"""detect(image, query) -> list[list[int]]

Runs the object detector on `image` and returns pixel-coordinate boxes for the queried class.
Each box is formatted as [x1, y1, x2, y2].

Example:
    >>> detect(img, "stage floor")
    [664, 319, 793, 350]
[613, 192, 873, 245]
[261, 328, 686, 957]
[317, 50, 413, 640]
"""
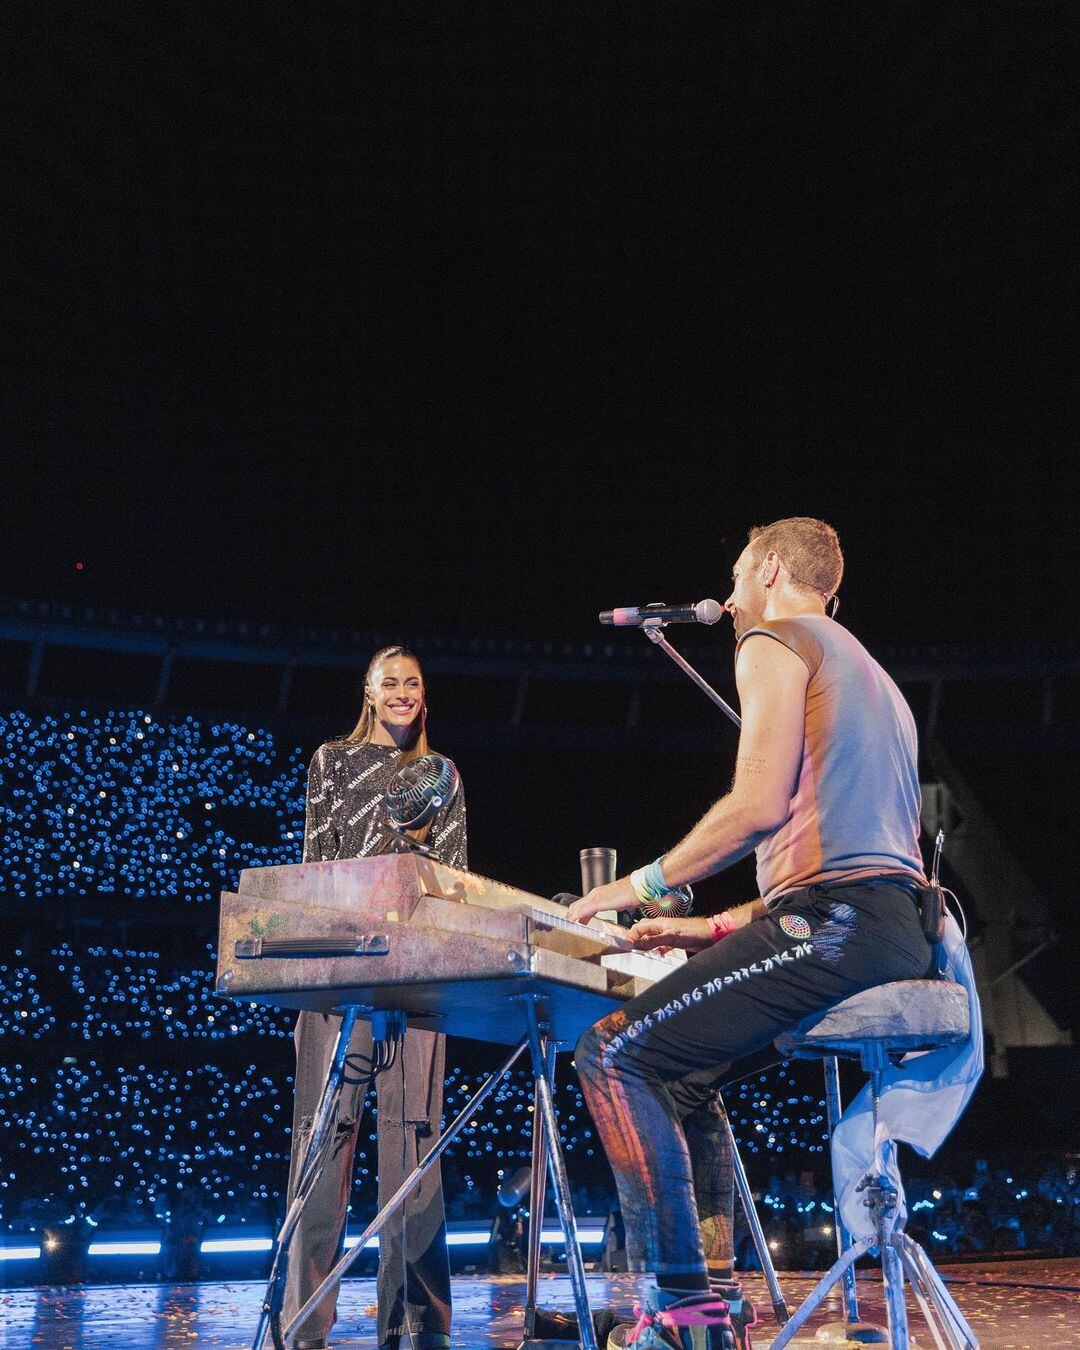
[3, 1262, 1078, 1349]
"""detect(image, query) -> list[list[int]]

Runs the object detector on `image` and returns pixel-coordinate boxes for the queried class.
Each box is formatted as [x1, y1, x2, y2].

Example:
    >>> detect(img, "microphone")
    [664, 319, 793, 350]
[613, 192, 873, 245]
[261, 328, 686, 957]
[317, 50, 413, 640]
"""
[497, 1166, 533, 1209]
[599, 600, 723, 627]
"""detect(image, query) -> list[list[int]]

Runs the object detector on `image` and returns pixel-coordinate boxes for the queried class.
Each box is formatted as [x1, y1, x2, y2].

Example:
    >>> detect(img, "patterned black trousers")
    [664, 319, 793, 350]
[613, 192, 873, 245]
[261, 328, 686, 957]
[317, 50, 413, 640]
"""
[284, 1013, 451, 1348]
[576, 879, 932, 1284]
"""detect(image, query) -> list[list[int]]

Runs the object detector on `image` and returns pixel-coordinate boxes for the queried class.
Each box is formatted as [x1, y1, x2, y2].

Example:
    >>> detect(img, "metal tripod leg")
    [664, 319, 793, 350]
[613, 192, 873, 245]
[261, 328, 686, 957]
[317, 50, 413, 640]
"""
[895, 1240, 958, 1350]
[282, 1037, 528, 1346]
[521, 997, 599, 1350]
[521, 1036, 557, 1344]
[900, 1235, 980, 1349]
[254, 1005, 361, 1350]
[726, 1113, 789, 1326]
[881, 1233, 911, 1347]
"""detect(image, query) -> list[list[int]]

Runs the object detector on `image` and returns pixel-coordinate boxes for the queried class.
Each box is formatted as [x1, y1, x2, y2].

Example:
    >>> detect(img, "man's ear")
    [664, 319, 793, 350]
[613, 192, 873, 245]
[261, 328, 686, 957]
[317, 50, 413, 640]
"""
[763, 550, 781, 588]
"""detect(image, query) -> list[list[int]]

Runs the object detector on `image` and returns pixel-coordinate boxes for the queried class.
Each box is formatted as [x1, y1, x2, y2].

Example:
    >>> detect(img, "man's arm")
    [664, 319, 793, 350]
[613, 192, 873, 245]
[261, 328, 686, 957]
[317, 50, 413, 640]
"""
[649, 634, 807, 885]
[627, 896, 767, 952]
[566, 635, 808, 924]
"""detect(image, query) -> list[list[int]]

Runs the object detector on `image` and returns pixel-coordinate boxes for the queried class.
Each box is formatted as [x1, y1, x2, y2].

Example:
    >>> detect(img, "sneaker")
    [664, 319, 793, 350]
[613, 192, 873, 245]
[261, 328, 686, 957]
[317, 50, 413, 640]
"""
[709, 1286, 757, 1350]
[530, 1305, 633, 1344]
[613, 1289, 735, 1350]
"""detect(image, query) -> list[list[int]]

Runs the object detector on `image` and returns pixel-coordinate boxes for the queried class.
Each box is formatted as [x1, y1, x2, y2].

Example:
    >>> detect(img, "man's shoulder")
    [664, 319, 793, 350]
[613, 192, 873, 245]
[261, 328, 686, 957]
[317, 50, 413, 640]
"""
[738, 616, 828, 677]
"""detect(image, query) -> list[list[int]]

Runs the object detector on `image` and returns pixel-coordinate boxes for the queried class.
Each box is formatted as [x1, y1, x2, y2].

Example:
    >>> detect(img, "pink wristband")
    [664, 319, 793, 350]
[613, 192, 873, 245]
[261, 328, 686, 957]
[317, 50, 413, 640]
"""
[709, 912, 737, 943]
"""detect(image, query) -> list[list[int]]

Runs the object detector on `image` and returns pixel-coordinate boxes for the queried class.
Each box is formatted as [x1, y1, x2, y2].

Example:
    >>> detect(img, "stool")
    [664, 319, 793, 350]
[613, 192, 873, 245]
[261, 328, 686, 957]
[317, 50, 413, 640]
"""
[769, 980, 978, 1350]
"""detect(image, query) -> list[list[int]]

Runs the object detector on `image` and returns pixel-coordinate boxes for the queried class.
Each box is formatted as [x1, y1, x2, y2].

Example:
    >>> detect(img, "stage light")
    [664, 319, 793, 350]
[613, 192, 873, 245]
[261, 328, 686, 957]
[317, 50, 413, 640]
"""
[200, 1237, 273, 1254]
[87, 1240, 161, 1256]
[337, 1226, 605, 1251]
[0, 1246, 41, 1262]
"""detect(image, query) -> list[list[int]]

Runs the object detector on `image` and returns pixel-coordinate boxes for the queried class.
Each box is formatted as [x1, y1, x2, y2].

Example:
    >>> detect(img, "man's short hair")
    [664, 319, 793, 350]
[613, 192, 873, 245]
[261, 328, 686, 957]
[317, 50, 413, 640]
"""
[746, 517, 844, 600]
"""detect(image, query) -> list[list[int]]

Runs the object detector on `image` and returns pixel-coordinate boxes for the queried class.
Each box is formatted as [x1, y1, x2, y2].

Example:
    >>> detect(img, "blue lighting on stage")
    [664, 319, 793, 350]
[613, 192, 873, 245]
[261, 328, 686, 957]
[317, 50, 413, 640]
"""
[200, 1236, 274, 1254]
[0, 708, 837, 1253]
[87, 1240, 162, 1257]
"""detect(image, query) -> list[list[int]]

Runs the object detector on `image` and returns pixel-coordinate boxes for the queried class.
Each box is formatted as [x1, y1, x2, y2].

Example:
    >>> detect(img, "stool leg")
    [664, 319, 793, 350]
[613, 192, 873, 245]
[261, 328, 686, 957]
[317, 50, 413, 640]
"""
[822, 1054, 860, 1325]
[882, 1238, 911, 1348]
[900, 1235, 980, 1349]
[869, 1065, 911, 1349]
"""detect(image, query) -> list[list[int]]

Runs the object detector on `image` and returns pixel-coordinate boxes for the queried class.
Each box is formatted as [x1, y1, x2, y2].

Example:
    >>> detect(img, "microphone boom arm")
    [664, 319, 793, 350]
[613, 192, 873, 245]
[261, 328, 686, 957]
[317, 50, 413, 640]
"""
[641, 618, 742, 729]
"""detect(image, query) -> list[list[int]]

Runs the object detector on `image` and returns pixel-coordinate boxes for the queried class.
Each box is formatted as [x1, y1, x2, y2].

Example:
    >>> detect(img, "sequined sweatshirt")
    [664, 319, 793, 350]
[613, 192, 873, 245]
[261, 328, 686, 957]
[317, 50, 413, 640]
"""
[302, 740, 468, 869]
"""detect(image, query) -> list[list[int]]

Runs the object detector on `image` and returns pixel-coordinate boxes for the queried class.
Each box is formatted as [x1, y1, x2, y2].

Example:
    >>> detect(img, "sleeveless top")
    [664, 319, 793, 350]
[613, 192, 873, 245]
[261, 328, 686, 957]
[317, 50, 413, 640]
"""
[736, 615, 924, 903]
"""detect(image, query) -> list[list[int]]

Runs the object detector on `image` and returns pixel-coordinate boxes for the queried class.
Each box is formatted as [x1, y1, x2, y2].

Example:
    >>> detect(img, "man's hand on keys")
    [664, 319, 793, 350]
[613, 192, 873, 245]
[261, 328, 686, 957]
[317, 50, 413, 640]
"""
[627, 915, 716, 953]
[565, 877, 639, 925]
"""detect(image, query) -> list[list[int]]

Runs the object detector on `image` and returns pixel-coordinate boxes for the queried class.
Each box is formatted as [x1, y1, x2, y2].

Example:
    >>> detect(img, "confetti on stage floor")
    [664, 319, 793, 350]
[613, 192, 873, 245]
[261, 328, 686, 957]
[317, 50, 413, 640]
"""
[3, 1262, 1078, 1349]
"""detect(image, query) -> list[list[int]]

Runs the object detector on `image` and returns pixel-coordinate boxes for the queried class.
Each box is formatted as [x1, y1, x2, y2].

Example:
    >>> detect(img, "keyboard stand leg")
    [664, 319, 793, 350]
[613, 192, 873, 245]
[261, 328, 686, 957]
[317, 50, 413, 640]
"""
[520, 996, 599, 1350]
[254, 1005, 361, 1350]
[521, 1036, 556, 1345]
[280, 1036, 528, 1350]
[728, 1111, 790, 1326]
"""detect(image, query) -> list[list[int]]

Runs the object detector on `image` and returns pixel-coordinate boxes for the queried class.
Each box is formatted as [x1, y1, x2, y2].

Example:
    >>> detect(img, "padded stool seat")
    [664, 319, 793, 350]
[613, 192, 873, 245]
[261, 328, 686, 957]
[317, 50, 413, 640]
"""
[770, 978, 980, 1349]
[776, 979, 970, 1062]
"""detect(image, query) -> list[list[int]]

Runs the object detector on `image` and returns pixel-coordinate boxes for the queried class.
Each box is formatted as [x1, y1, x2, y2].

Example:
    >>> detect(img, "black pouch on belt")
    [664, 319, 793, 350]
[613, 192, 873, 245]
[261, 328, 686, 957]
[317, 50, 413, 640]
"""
[914, 882, 947, 973]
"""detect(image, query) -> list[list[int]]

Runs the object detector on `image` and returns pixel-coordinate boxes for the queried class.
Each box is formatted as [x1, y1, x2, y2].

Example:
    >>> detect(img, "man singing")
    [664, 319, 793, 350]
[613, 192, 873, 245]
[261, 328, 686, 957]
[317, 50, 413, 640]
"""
[567, 517, 933, 1350]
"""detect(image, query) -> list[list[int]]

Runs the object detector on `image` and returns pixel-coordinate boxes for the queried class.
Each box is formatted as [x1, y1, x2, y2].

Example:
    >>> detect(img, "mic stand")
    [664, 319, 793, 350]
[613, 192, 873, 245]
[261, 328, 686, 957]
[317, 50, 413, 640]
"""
[385, 826, 440, 859]
[640, 618, 741, 729]
[636, 616, 793, 1327]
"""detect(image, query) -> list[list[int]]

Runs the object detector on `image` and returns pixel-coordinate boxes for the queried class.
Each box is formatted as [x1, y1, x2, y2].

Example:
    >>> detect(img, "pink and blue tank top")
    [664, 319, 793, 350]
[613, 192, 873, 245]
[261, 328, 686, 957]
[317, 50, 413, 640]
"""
[736, 615, 925, 904]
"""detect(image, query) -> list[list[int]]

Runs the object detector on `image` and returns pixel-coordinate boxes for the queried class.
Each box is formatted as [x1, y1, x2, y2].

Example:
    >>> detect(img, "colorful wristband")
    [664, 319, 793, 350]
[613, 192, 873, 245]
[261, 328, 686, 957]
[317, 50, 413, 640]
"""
[709, 912, 737, 943]
[631, 856, 676, 906]
[644, 856, 669, 898]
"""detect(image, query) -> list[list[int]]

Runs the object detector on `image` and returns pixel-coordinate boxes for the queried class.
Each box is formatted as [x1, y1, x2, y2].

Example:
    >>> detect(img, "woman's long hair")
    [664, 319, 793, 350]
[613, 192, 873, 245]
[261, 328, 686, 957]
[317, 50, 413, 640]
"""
[343, 644, 437, 848]
[345, 644, 431, 764]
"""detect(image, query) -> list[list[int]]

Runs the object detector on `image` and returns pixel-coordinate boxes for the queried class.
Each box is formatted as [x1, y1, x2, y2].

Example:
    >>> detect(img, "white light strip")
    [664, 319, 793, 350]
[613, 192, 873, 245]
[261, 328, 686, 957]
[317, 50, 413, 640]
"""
[26, 1226, 606, 1261]
[200, 1237, 274, 1254]
[540, 1227, 605, 1244]
[87, 1241, 162, 1257]
[342, 1227, 604, 1250]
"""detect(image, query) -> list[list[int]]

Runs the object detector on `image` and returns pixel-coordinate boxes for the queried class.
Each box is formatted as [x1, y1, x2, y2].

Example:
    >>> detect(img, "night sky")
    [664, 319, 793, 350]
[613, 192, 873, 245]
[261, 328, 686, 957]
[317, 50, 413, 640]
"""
[5, 2, 1076, 646]
[1, 0, 1078, 1202]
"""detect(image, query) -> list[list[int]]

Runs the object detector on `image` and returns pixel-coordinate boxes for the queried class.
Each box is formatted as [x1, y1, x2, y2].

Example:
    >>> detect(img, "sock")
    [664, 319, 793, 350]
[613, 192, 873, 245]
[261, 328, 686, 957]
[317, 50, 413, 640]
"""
[656, 1272, 710, 1296]
[707, 1264, 736, 1293]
